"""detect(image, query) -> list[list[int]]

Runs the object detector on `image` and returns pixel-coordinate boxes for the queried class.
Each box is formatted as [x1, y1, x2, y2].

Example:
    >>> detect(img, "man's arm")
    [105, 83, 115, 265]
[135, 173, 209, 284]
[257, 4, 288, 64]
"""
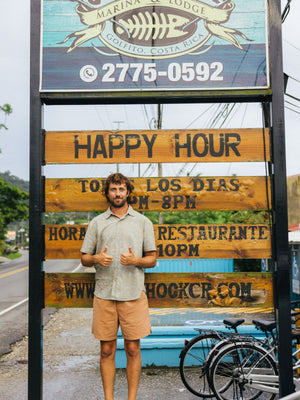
[120, 247, 156, 268]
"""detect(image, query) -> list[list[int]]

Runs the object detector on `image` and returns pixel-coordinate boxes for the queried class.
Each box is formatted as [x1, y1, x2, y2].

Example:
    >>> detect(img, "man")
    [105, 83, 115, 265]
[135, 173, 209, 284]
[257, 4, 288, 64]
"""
[81, 172, 157, 400]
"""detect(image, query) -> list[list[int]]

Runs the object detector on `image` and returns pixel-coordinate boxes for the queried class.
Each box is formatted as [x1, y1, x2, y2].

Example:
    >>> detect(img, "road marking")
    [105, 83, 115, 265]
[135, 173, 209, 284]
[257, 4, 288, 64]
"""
[0, 297, 29, 316]
[0, 263, 79, 316]
[0, 265, 29, 279]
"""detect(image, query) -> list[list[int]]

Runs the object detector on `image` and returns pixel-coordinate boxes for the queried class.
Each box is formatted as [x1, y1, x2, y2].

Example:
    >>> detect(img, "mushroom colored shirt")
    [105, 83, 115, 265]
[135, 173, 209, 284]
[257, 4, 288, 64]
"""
[80, 205, 156, 301]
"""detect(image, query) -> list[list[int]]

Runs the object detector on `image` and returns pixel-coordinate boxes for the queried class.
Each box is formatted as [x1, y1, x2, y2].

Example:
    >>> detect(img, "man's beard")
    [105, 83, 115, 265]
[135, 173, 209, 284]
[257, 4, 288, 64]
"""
[110, 197, 127, 208]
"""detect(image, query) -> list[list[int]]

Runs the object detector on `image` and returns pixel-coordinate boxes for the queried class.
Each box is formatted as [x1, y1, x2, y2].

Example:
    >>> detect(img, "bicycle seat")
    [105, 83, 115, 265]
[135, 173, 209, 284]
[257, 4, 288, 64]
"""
[252, 319, 276, 332]
[223, 318, 245, 329]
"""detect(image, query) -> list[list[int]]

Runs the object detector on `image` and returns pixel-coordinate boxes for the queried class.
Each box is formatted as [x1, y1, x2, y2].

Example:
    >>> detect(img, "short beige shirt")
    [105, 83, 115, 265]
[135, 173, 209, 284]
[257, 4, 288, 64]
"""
[80, 205, 156, 301]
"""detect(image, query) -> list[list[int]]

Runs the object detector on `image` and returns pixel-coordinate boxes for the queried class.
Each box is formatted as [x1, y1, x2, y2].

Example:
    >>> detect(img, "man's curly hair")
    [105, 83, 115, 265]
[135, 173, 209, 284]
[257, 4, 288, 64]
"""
[102, 173, 133, 203]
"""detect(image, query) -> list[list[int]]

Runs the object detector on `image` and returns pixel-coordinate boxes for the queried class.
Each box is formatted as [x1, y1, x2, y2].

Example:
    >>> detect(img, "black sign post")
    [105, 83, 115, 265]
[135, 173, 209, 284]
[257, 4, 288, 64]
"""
[29, 0, 43, 399]
[269, 1, 294, 396]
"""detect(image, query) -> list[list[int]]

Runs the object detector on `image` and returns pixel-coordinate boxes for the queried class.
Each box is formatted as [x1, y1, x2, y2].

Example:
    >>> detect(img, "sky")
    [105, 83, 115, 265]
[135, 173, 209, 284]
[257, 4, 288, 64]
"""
[0, 0, 299, 182]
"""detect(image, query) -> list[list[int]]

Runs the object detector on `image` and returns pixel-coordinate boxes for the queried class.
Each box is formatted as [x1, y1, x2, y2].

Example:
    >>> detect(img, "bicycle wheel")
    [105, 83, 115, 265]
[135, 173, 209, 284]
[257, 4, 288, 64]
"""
[209, 342, 278, 400]
[179, 332, 222, 397]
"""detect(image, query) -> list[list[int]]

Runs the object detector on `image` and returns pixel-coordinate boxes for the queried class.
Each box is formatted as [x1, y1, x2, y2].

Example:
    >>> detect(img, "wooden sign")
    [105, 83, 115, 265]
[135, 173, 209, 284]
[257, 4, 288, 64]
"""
[44, 129, 270, 164]
[45, 223, 271, 259]
[45, 176, 271, 212]
[44, 272, 273, 309]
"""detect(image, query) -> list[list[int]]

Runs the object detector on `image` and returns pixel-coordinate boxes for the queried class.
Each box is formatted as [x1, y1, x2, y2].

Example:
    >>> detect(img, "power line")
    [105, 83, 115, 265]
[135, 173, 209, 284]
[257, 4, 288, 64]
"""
[142, 104, 156, 129]
[123, 106, 130, 129]
[240, 104, 248, 127]
[185, 104, 216, 128]
[285, 93, 300, 103]
[285, 99, 300, 110]
[283, 38, 300, 53]
[93, 106, 107, 129]
[287, 74, 300, 84]
[285, 105, 300, 115]
[285, 94, 300, 107]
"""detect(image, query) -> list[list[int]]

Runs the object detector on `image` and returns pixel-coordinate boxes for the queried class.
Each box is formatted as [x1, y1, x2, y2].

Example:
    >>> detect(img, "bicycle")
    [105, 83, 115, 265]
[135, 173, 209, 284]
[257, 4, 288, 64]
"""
[179, 318, 245, 397]
[208, 319, 300, 400]
[179, 301, 300, 399]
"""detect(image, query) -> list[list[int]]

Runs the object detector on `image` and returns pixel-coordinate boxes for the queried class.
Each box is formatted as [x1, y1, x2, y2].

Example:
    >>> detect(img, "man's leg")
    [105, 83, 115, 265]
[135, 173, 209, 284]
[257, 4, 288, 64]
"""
[124, 339, 141, 400]
[100, 340, 117, 400]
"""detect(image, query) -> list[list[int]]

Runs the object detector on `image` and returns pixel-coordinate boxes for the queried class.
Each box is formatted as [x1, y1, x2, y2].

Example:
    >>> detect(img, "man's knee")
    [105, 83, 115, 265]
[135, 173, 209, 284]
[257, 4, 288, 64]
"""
[124, 339, 140, 358]
[100, 340, 117, 359]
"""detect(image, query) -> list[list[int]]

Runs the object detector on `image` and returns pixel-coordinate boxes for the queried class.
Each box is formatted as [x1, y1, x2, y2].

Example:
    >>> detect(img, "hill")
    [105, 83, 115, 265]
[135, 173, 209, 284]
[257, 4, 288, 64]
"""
[0, 171, 29, 192]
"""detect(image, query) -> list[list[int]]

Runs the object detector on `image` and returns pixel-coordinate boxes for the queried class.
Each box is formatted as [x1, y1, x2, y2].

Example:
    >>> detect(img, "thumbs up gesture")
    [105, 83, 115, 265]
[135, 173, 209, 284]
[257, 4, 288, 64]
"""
[94, 246, 113, 267]
[120, 246, 136, 266]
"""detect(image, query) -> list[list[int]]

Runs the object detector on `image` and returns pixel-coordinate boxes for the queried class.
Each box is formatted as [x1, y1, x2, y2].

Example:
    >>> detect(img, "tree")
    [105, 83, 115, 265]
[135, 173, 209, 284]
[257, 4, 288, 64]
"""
[0, 104, 12, 154]
[0, 104, 12, 131]
[0, 179, 29, 248]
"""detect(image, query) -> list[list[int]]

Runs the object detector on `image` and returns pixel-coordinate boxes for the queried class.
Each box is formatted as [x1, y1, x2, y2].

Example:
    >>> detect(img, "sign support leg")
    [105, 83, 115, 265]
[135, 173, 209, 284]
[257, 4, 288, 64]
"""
[29, 0, 43, 399]
[270, 0, 293, 396]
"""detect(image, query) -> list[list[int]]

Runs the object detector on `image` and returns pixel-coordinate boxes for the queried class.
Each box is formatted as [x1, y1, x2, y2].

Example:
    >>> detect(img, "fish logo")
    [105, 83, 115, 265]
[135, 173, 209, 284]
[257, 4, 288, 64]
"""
[113, 7, 197, 46]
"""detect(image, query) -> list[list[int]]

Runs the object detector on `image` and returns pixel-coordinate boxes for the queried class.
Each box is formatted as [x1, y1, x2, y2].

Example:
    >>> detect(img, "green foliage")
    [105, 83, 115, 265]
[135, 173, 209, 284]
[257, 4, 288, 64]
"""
[228, 210, 270, 224]
[0, 179, 29, 242]
[2, 243, 18, 256]
[0, 103, 12, 131]
[43, 211, 93, 225]
[0, 171, 29, 192]
[144, 210, 269, 225]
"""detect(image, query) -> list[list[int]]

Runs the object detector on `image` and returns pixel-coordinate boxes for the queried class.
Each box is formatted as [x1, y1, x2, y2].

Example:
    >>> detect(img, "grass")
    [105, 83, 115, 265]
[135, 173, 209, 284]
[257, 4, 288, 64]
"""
[0, 251, 22, 262]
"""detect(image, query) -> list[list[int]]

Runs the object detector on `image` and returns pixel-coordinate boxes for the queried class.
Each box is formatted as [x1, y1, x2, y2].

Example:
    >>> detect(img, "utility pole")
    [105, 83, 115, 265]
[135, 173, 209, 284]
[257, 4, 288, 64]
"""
[113, 120, 124, 172]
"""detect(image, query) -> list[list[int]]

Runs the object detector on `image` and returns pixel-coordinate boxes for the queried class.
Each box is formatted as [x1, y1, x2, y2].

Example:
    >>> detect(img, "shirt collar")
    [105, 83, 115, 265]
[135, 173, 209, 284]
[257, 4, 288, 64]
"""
[105, 204, 135, 219]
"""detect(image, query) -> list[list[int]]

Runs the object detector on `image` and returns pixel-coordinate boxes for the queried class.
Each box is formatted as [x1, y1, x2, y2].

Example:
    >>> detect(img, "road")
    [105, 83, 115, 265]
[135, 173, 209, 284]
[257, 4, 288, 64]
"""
[0, 252, 82, 355]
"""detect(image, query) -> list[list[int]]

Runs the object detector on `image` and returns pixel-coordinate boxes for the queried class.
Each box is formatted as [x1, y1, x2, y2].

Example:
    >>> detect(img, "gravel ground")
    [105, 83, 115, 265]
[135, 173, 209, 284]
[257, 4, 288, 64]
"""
[0, 308, 203, 400]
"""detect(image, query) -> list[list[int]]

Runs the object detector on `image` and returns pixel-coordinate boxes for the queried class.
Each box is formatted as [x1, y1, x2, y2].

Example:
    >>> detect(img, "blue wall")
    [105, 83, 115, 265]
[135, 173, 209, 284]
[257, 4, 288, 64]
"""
[147, 258, 234, 273]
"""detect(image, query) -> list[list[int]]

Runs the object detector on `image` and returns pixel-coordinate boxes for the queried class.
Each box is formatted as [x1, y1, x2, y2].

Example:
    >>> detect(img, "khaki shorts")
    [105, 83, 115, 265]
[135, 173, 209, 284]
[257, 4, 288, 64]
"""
[92, 291, 151, 341]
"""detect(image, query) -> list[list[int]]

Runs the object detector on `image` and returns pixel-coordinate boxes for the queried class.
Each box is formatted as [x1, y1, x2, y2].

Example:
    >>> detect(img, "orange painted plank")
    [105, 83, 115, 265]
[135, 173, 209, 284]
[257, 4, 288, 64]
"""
[44, 272, 273, 308]
[45, 176, 271, 212]
[44, 129, 270, 164]
[45, 224, 272, 259]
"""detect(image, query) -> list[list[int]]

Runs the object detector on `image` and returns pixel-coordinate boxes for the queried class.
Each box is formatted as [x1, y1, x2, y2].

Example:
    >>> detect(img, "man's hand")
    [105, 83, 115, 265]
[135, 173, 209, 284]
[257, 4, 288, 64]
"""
[96, 246, 113, 267]
[120, 247, 137, 266]
[81, 246, 113, 267]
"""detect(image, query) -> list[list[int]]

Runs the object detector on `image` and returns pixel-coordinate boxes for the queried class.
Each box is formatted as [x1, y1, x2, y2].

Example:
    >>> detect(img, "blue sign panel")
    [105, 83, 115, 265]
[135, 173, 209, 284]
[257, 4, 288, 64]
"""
[40, 0, 269, 93]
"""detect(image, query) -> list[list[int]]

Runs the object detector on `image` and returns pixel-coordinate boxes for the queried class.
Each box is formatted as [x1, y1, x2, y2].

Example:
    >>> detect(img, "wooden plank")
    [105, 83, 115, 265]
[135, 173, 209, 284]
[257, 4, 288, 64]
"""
[45, 224, 272, 259]
[44, 272, 273, 308]
[287, 175, 300, 227]
[44, 129, 270, 164]
[45, 176, 271, 212]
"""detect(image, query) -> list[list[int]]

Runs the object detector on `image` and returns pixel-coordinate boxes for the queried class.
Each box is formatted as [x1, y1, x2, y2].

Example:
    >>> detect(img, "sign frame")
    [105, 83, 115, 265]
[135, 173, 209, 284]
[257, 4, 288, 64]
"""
[29, 0, 293, 398]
